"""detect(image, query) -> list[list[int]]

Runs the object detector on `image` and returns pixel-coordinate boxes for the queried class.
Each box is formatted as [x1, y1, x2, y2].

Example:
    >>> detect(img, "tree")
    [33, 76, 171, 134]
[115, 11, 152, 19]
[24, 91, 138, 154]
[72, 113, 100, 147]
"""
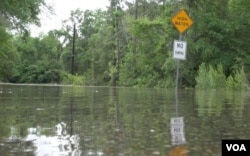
[0, 0, 51, 31]
[181, 0, 242, 86]
[11, 34, 64, 83]
[0, 27, 18, 81]
[1, 0, 250, 88]
[228, 0, 250, 79]
[0, 0, 51, 82]
[119, 0, 173, 87]
[38, 31, 63, 62]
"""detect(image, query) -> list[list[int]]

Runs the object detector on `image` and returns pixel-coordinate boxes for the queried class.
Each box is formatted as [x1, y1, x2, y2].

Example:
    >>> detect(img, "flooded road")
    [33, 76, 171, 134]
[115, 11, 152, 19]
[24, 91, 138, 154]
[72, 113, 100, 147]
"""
[0, 84, 249, 155]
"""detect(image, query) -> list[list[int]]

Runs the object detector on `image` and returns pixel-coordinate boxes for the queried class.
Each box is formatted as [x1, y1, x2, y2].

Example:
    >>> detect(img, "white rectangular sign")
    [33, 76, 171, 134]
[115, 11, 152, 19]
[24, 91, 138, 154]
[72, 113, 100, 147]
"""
[170, 117, 186, 145]
[173, 40, 187, 60]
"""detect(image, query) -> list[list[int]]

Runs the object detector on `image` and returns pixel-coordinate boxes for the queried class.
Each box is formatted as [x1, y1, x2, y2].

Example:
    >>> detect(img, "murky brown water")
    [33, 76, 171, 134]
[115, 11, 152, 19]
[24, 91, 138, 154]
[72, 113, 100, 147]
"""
[0, 84, 249, 155]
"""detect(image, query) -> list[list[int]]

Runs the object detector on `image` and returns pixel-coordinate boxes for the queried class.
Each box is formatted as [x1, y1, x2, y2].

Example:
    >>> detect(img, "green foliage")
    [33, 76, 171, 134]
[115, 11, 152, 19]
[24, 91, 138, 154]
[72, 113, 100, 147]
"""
[157, 76, 175, 88]
[62, 73, 85, 85]
[195, 63, 226, 89]
[0, 0, 50, 31]
[119, 51, 136, 87]
[229, 0, 250, 17]
[186, 0, 244, 82]
[0, 0, 250, 88]
[195, 63, 208, 89]
[208, 64, 226, 88]
[196, 63, 249, 90]
[226, 68, 249, 90]
[12, 61, 64, 83]
[10, 33, 65, 83]
[0, 26, 18, 81]
[226, 75, 235, 89]
[119, 16, 172, 87]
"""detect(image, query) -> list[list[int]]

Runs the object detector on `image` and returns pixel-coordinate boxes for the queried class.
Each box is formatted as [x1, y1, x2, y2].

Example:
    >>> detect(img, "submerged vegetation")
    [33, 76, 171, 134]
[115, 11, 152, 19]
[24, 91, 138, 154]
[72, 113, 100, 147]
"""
[195, 63, 249, 90]
[0, 0, 249, 89]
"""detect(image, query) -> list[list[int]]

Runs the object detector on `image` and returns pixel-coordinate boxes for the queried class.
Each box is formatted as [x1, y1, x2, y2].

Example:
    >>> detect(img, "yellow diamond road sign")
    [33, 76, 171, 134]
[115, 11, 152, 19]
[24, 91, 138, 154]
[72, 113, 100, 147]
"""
[171, 10, 193, 33]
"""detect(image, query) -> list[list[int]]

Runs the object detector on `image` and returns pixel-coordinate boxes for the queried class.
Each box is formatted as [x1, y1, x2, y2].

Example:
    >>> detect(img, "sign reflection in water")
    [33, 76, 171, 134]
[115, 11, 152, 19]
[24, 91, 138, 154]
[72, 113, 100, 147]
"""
[170, 117, 186, 146]
[4, 122, 81, 156]
[1, 85, 249, 155]
[169, 79, 188, 156]
[170, 117, 188, 156]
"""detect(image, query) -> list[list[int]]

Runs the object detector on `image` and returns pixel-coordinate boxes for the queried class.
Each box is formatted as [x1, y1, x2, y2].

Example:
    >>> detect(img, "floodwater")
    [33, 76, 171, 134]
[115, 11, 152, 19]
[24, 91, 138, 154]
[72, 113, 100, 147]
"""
[0, 84, 250, 156]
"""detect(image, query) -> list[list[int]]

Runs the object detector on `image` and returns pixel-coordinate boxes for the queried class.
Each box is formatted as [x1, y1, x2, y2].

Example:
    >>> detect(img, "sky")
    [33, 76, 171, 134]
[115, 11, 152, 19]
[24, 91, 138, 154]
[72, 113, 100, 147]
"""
[30, 0, 110, 36]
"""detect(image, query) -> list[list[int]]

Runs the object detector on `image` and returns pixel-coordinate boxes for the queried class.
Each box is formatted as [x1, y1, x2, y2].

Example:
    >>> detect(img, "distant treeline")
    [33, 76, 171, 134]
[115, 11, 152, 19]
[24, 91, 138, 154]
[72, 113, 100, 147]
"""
[0, 0, 249, 89]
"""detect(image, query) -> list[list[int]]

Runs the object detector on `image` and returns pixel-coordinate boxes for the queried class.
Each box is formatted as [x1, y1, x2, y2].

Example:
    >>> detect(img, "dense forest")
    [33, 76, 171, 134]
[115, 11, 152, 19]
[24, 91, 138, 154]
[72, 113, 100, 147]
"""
[0, 0, 249, 89]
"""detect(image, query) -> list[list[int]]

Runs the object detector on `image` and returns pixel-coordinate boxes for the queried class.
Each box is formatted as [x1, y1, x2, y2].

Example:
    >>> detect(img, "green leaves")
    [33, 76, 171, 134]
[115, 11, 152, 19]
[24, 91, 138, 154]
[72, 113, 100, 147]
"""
[195, 63, 226, 89]
[14, 60, 63, 83]
[196, 63, 249, 90]
[0, 26, 18, 81]
[0, 0, 50, 31]
[0, 0, 249, 88]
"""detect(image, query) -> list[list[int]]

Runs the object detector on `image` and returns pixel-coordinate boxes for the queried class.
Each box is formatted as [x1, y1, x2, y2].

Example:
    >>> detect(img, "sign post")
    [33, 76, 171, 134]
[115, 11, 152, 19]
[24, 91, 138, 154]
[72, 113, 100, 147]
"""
[171, 9, 193, 104]
[169, 9, 193, 147]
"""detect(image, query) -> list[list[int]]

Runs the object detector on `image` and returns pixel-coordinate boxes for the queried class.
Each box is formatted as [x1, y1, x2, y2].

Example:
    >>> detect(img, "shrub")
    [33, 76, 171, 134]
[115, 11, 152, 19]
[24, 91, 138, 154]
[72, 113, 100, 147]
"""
[195, 63, 209, 89]
[195, 63, 226, 89]
[62, 73, 85, 85]
[226, 68, 249, 90]
[196, 63, 250, 90]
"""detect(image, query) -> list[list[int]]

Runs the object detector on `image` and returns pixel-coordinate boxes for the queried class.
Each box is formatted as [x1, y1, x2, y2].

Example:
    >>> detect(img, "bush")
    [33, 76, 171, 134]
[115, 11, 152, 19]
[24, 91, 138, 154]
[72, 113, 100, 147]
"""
[12, 61, 65, 84]
[195, 63, 226, 89]
[196, 63, 250, 90]
[62, 73, 85, 85]
[157, 76, 175, 88]
[195, 63, 210, 89]
[226, 68, 249, 90]
[208, 64, 226, 88]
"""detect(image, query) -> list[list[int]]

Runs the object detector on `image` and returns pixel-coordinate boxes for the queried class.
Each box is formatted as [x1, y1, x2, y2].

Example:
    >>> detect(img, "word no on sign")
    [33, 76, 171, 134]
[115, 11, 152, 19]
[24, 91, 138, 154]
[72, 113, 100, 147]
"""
[173, 40, 187, 60]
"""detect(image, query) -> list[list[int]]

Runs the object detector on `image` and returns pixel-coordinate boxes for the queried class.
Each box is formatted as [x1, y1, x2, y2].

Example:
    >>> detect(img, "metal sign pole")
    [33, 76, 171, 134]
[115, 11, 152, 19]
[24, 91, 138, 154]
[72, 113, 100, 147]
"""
[175, 59, 179, 117]
[175, 34, 183, 117]
[171, 9, 192, 146]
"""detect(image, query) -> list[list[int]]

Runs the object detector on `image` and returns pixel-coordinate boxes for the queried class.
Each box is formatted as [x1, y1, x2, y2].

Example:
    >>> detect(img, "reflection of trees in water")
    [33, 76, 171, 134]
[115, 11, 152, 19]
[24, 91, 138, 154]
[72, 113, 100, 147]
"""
[0, 85, 177, 155]
[1, 122, 81, 156]
[104, 88, 173, 155]
[4, 86, 250, 155]
[72, 87, 175, 155]
[195, 90, 247, 117]
[196, 90, 224, 116]
[223, 91, 247, 117]
[185, 90, 249, 155]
